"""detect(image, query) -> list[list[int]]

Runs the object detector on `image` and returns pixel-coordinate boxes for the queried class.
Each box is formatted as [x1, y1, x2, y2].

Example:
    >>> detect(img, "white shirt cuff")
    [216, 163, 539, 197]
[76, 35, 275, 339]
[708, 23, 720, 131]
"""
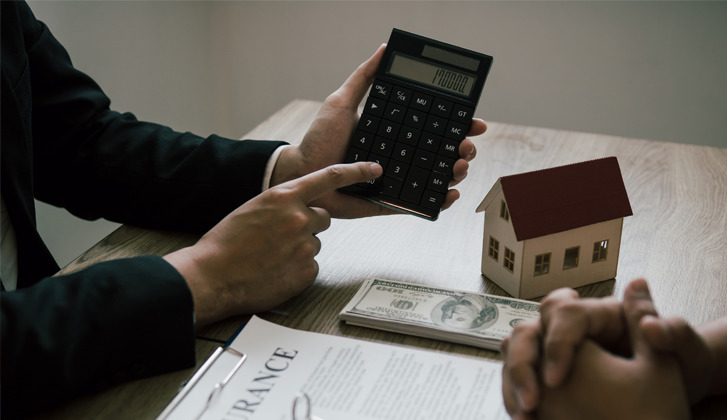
[262, 145, 289, 191]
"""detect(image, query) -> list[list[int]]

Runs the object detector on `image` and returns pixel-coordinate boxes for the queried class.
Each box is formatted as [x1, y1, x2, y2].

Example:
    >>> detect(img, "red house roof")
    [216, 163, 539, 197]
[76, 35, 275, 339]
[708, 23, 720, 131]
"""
[482, 157, 633, 241]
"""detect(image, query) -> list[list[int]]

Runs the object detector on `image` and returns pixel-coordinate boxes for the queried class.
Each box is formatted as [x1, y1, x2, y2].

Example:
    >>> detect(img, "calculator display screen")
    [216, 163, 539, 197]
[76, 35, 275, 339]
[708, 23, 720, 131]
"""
[387, 53, 476, 98]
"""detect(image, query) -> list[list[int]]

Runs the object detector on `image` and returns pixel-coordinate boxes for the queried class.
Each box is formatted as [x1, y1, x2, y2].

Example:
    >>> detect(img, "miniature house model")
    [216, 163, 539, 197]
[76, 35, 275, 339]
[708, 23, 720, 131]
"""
[476, 157, 633, 299]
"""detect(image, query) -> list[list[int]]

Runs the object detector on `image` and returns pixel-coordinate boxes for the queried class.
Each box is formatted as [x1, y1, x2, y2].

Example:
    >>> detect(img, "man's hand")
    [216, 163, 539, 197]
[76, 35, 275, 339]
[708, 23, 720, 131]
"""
[271, 44, 487, 219]
[501, 279, 717, 419]
[164, 161, 382, 327]
[501, 287, 628, 419]
[536, 280, 690, 420]
[641, 315, 716, 403]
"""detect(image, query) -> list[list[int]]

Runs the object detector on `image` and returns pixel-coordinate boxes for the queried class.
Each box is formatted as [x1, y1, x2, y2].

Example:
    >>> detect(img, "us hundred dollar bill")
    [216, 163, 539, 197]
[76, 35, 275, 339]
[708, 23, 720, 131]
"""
[339, 278, 540, 351]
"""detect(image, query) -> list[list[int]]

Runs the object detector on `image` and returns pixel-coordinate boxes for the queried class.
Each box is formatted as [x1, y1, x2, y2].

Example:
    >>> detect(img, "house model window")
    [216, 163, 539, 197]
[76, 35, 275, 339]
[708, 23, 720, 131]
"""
[488, 236, 500, 261]
[504, 248, 515, 272]
[592, 240, 609, 262]
[500, 200, 510, 222]
[563, 246, 580, 270]
[476, 157, 633, 299]
[534, 253, 551, 276]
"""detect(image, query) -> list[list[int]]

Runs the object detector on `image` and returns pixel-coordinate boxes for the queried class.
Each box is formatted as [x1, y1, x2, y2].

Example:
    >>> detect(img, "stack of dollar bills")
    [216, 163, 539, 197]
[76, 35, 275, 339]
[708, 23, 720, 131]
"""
[339, 278, 541, 351]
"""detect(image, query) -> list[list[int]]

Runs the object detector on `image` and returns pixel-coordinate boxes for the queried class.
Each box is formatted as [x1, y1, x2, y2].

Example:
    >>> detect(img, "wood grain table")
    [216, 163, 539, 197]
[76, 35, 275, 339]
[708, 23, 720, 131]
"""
[40, 99, 727, 419]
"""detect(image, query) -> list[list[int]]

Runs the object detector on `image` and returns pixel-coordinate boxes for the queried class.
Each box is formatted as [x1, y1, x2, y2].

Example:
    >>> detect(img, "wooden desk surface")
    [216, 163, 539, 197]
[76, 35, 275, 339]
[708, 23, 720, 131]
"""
[45, 100, 727, 419]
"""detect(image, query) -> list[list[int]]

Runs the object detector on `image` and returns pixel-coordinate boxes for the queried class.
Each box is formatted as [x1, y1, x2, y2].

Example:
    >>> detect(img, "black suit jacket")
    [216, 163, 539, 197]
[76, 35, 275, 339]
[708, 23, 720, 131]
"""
[0, 2, 286, 418]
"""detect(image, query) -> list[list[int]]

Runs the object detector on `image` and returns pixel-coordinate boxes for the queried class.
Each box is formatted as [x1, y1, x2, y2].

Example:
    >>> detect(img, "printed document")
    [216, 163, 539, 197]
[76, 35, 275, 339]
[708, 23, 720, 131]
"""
[159, 316, 509, 420]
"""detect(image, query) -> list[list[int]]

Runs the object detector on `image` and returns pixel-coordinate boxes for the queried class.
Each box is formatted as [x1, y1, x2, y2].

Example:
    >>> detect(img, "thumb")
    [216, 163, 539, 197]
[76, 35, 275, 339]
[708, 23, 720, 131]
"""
[331, 44, 386, 110]
[622, 278, 660, 355]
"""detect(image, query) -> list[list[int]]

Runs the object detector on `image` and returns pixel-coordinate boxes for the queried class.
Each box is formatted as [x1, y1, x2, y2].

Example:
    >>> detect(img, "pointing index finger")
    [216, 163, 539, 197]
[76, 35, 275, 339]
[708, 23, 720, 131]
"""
[292, 162, 382, 203]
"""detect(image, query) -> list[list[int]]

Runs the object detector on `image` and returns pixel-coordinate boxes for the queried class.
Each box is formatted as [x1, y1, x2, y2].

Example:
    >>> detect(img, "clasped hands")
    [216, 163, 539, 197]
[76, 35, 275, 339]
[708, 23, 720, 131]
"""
[164, 44, 487, 327]
[501, 278, 718, 420]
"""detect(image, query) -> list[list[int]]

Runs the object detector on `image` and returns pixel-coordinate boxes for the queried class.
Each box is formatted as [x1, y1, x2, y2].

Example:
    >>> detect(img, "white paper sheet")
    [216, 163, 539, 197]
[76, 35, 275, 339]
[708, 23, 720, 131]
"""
[160, 316, 509, 420]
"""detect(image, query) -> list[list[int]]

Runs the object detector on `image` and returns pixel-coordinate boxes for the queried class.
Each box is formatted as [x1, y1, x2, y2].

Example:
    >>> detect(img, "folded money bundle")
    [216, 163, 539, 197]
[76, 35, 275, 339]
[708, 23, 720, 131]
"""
[339, 278, 541, 351]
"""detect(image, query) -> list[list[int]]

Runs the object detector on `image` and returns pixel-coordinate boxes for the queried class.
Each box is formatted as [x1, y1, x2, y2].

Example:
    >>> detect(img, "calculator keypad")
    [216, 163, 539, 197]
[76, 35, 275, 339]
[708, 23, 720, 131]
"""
[342, 79, 474, 219]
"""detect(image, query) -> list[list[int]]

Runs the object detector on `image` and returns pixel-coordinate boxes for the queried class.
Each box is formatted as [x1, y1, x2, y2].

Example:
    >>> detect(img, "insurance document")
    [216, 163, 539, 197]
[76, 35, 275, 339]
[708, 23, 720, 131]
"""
[159, 316, 509, 420]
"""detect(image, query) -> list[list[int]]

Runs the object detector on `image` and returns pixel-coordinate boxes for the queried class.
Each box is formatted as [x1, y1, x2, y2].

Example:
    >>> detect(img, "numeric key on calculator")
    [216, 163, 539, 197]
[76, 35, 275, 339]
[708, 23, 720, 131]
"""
[339, 28, 493, 221]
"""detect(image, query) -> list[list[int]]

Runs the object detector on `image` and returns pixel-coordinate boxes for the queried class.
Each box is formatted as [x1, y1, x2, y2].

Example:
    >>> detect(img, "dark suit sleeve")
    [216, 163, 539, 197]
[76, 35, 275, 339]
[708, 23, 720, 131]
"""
[23, 4, 286, 233]
[1, 256, 197, 419]
[1, 3, 288, 418]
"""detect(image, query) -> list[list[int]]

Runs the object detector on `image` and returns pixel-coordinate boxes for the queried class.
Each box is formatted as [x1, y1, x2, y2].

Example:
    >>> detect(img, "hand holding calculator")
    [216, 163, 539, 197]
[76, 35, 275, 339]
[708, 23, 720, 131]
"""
[340, 29, 493, 221]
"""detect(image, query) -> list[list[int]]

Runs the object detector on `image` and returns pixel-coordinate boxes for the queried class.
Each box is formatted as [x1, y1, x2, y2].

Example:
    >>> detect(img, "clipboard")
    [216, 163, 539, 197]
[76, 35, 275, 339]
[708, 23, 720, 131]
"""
[157, 320, 323, 420]
[158, 346, 246, 420]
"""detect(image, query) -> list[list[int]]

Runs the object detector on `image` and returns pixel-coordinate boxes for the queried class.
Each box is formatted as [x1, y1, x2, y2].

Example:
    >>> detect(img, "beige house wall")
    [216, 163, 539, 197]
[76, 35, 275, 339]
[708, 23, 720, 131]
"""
[519, 219, 624, 299]
[480, 192, 524, 297]
[481, 193, 625, 299]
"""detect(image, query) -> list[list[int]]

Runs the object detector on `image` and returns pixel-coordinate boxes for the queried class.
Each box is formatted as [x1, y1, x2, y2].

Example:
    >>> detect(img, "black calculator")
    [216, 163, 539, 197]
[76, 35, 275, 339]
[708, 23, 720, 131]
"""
[340, 29, 493, 221]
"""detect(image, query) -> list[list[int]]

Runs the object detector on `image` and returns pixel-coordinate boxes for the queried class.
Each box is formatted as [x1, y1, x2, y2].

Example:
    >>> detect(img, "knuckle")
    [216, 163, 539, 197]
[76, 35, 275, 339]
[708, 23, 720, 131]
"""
[511, 318, 540, 338]
[325, 165, 347, 181]
[286, 210, 311, 232]
[628, 299, 658, 319]
[508, 363, 534, 383]
[542, 299, 583, 323]
[299, 260, 319, 284]
[559, 300, 586, 316]
[320, 215, 332, 232]
[265, 186, 293, 204]
[542, 287, 579, 304]
[669, 317, 690, 331]
[287, 261, 319, 291]
[543, 335, 570, 357]
[296, 240, 319, 259]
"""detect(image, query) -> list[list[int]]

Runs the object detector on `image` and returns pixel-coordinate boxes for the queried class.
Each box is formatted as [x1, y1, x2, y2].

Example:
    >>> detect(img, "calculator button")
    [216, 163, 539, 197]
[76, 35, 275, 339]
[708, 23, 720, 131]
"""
[428, 172, 450, 193]
[404, 109, 426, 129]
[433, 156, 455, 176]
[386, 161, 409, 181]
[431, 98, 454, 118]
[381, 177, 403, 198]
[439, 138, 460, 159]
[351, 130, 375, 151]
[397, 127, 421, 146]
[412, 149, 436, 170]
[392, 143, 415, 164]
[421, 190, 446, 211]
[400, 167, 430, 205]
[384, 103, 406, 123]
[419, 133, 442, 153]
[358, 115, 380, 134]
[364, 97, 386, 117]
[346, 79, 482, 218]
[368, 154, 389, 172]
[344, 147, 368, 164]
[372, 137, 395, 157]
[370, 80, 392, 100]
[424, 115, 447, 135]
[444, 121, 468, 141]
[391, 86, 413, 106]
[358, 176, 381, 191]
[377, 120, 400, 140]
[451, 104, 474, 124]
[410, 92, 433, 112]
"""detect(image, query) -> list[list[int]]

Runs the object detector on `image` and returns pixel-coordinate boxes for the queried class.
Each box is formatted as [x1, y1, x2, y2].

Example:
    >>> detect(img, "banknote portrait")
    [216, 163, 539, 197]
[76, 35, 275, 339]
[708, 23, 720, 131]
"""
[431, 294, 499, 331]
